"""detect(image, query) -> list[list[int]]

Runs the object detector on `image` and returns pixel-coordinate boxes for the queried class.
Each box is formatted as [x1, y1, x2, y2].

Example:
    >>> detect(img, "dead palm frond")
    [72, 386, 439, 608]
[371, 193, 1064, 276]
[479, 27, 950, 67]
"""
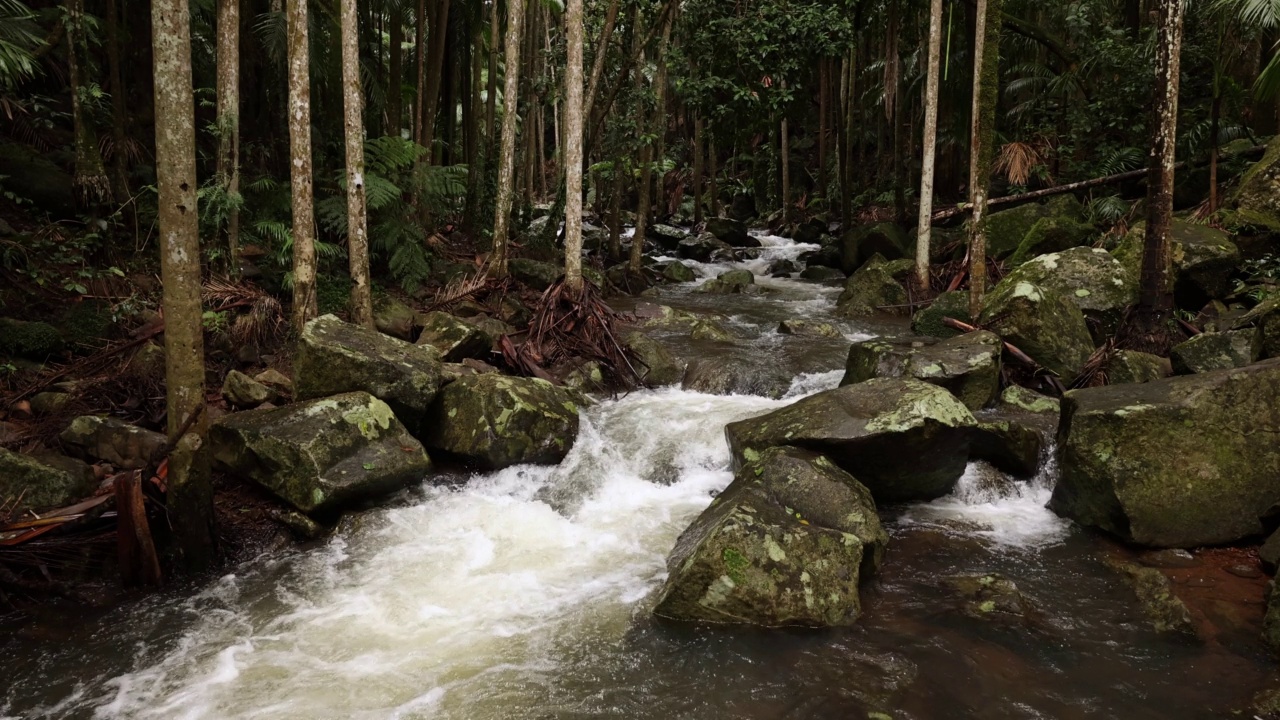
[426, 269, 491, 313]
[202, 277, 285, 346]
[994, 141, 1043, 187]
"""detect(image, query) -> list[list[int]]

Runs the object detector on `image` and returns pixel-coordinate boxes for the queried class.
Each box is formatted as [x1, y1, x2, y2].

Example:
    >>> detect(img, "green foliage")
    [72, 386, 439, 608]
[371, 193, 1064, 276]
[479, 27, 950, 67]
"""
[0, 0, 40, 90]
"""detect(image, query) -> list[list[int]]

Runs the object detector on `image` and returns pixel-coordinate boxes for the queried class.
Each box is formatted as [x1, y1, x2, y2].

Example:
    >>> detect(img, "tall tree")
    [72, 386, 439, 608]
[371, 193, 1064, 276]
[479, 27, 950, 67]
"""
[1135, 0, 1187, 328]
[341, 0, 373, 327]
[65, 0, 110, 206]
[490, 0, 527, 278]
[563, 0, 585, 291]
[915, 0, 944, 291]
[966, 0, 1003, 319]
[216, 0, 241, 277]
[152, 0, 214, 570]
[287, 0, 318, 330]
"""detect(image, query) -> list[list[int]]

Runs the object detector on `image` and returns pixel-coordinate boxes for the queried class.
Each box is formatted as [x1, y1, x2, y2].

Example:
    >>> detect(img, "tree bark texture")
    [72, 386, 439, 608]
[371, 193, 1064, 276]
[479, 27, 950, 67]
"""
[287, 0, 318, 330]
[490, 0, 526, 278]
[1139, 0, 1186, 312]
[66, 0, 110, 207]
[216, 0, 242, 276]
[341, 0, 373, 327]
[916, 0, 944, 291]
[563, 0, 585, 291]
[966, 0, 1003, 320]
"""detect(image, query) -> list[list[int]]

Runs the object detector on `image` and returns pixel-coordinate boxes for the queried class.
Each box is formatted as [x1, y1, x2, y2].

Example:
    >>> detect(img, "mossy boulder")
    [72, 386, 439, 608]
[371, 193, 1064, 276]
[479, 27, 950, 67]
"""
[943, 574, 1036, 622]
[1049, 359, 1280, 547]
[652, 447, 887, 627]
[840, 337, 926, 387]
[1233, 295, 1280, 359]
[1169, 328, 1261, 374]
[1233, 134, 1280, 231]
[0, 318, 64, 360]
[415, 311, 490, 362]
[508, 258, 562, 290]
[222, 370, 276, 409]
[705, 217, 754, 247]
[294, 314, 445, 439]
[682, 358, 791, 399]
[0, 448, 96, 515]
[798, 244, 843, 272]
[984, 196, 1085, 260]
[624, 332, 682, 386]
[841, 332, 1001, 411]
[372, 295, 418, 340]
[838, 222, 911, 274]
[1115, 220, 1241, 307]
[978, 280, 1095, 381]
[835, 255, 910, 317]
[209, 392, 432, 516]
[423, 374, 580, 470]
[1008, 215, 1096, 267]
[1106, 350, 1171, 385]
[999, 247, 1137, 341]
[1104, 557, 1195, 635]
[1000, 385, 1059, 414]
[678, 233, 732, 262]
[725, 378, 977, 503]
[777, 319, 841, 338]
[697, 268, 756, 294]
[911, 291, 970, 339]
[60, 415, 166, 470]
[660, 262, 696, 283]
[799, 265, 845, 282]
[647, 223, 687, 251]
[689, 317, 736, 343]
[971, 417, 1044, 477]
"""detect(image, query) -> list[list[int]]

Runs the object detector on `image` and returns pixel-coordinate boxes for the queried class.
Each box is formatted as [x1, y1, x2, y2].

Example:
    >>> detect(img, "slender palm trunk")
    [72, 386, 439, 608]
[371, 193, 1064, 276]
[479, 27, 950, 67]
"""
[388, 9, 404, 135]
[628, 7, 650, 272]
[413, 0, 426, 142]
[66, 0, 110, 207]
[104, 0, 131, 203]
[287, 0, 317, 329]
[563, 0, 585, 291]
[152, 0, 213, 571]
[780, 114, 790, 223]
[341, 0, 373, 327]
[708, 133, 719, 217]
[915, 0, 943, 291]
[216, 0, 242, 277]
[692, 114, 704, 224]
[966, 0, 1002, 319]
[420, 0, 453, 158]
[490, 0, 526, 277]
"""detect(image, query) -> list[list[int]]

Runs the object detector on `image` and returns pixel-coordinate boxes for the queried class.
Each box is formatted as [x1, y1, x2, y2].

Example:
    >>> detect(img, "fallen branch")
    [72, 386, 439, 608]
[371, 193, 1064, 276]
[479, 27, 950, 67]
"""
[7, 323, 166, 406]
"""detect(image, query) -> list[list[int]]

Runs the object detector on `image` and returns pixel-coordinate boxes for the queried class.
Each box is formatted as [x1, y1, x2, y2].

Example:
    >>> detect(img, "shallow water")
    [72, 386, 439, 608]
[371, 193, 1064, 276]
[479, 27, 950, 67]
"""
[2, 233, 1273, 719]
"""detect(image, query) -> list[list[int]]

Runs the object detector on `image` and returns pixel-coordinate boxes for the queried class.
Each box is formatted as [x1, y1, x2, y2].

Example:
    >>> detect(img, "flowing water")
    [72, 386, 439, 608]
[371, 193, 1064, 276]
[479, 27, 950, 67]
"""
[2, 234, 1274, 719]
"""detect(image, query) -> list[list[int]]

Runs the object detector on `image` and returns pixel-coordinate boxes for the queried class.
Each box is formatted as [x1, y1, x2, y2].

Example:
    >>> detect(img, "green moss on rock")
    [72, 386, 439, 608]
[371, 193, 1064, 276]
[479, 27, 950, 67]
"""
[1169, 328, 1261, 374]
[423, 374, 580, 470]
[979, 280, 1095, 381]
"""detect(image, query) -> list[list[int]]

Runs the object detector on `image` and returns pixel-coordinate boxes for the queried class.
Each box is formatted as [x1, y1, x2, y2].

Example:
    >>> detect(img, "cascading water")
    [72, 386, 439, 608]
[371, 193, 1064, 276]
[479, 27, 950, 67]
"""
[3, 232, 1273, 719]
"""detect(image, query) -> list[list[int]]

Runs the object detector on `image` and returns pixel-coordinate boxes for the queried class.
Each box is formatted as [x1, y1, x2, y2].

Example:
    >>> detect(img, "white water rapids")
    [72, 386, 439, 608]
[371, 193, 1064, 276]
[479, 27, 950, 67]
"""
[3, 233, 1078, 720]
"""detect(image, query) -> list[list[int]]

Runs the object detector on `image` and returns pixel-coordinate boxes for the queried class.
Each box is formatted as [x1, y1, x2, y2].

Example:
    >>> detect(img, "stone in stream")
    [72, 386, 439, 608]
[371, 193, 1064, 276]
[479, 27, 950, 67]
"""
[999, 385, 1059, 415]
[704, 217, 757, 247]
[507, 258, 562, 291]
[1105, 350, 1170, 385]
[798, 265, 845, 282]
[209, 391, 432, 516]
[647, 223, 687, 251]
[689, 317, 736, 343]
[838, 222, 911, 274]
[682, 358, 792, 399]
[1115, 220, 1241, 308]
[777, 319, 841, 339]
[1007, 215, 1096, 267]
[222, 369, 277, 409]
[996, 247, 1137, 342]
[1102, 556, 1195, 636]
[696, 269, 756, 295]
[60, 415, 167, 470]
[1169, 328, 1261, 374]
[660, 262, 696, 283]
[725, 378, 976, 503]
[970, 417, 1044, 478]
[1233, 295, 1280, 359]
[910, 291, 969, 340]
[835, 255, 911, 317]
[293, 314, 445, 439]
[652, 447, 887, 627]
[0, 447, 96, 514]
[1049, 359, 1280, 548]
[942, 574, 1037, 622]
[767, 259, 798, 277]
[623, 332, 683, 386]
[422, 374, 580, 470]
[841, 331, 1002, 412]
[415, 311, 491, 362]
[677, 233, 732, 262]
[977, 279, 1094, 382]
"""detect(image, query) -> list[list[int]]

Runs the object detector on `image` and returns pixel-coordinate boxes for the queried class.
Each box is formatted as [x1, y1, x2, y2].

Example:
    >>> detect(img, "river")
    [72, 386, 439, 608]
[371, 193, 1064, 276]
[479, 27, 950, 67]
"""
[2, 233, 1273, 719]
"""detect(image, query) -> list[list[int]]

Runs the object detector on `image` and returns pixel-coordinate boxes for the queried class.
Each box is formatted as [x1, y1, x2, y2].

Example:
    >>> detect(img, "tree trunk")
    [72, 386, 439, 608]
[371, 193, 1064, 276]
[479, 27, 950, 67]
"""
[581, 0, 621, 125]
[966, 0, 1002, 320]
[152, 0, 213, 570]
[563, 0, 585, 291]
[608, 156, 624, 260]
[692, 114, 704, 224]
[1138, 0, 1186, 314]
[780, 114, 790, 223]
[388, 9, 404, 136]
[287, 0, 318, 330]
[66, 0, 110, 207]
[490, 0, 526, 278]
[341, 0, 373, 327]
[818, 58, 828, 204]
[627, 6, 652, 272]
[421, 0, 453, 158]
[414, 0, 426, 143]
[1209, 90, 1221, 213]
[486, 0, 498, 142]
[216, 0, 241, 277]
[708, 133, 719, 216]
[916, 0, 944, 291]
[104, 0, 131, 204]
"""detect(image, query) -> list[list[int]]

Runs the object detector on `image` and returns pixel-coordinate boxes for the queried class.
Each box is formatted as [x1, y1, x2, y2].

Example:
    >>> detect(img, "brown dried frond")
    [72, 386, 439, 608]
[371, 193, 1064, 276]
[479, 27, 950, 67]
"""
[1071, 338, 1118, 389]
[427, 269, 491, 313]
[202, 277, 285, 346]
[994, 141, 1043, 187]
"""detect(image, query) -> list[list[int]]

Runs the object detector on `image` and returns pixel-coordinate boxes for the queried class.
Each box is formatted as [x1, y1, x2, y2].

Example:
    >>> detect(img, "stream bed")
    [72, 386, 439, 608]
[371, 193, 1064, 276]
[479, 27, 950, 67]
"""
[2, 233, 1275, 719]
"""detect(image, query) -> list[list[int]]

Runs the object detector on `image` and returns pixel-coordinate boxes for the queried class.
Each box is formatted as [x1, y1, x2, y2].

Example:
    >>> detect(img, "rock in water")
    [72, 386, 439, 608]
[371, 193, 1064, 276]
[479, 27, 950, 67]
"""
[725, 378, 976, 503]
[60, 415, 167, 470]
[660, 262, 696, 283]
[970, 418, 1044, 477]
[647, 224, 687, 251]
[415, 311, 491, 362]
[978, 280, 1094, 381]
[835, 255, 910, 317]
[997, 247, 1136, 341]
[623, 332, 682, 386]
[704, 217, 755, 247]
[209, 392, 432, 516]
[696, 269, 755, 294]
[0, 448, 95, 514]
[677, 233, 731, 262]
[841, 332, 1001, 411]
[1169, 328, 1261, 374]
[1050, 359, 1280, 547]
[682, 358, 792, 399]
[294, 314, 444, 439]
[653, 447, 887, 627]
[423, 374, 580, 470]
[777, 319, 841, 338]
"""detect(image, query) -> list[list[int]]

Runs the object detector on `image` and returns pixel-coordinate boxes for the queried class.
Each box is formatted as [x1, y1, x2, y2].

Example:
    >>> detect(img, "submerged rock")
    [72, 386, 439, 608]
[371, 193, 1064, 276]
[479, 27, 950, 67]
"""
[841, 332, 1001, 411]
[209, 392, 432, 516]
[653, 447, 887, 627]
[1169, 328, 1261, 374]
[0, 448, 95, 514]
[294, 314, 445, 439]
[1050, 359, 1280, 547]
[60, 415, 166, 470]
[943, 574, 1036, 621]
[423, 374, 580, 470]
[978, 279, 1094, 382]
[415, 311, 490, 362]
[682, 358, 791, 399]
[1103, 557, 1195, 636]
[725, 378, 976, 503]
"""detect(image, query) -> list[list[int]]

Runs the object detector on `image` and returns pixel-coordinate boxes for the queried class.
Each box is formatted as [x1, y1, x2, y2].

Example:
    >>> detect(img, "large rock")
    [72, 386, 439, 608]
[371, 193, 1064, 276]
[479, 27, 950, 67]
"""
[841, 332, 1001, 411]
[661, 262, 696, 283]
[1007, 215, 1096, 267]
[1233, 134, 1280, 231]
[294, 314, 445, 438]
[984, 196, 1084, 260]
[978, 280, 1094, 381]
[209, 392, 432, 516]
[1000, 385, 1059, 414]
[0, 318, 64, 360]
[704, 217, 755, 247]
[508, 258, 562, 290]
[372, 296, 418, 340]
[911, 291, 970, 339]
[677, 233, 732, 261]
[838, 222, 911, 273]
[682, 358, 792, 399]
[1106, 350, 1170, 385]
[998, 247, 1137, 341]
[222, 370, 276, 409]
[1233, 295, 1280, 360]
[624, 332, 682, 386]
[971, 417, 1044, 477]
[835, 256, 910, 317]
[415, 311, 490, 362]
[696, 269, 756, 295]
[725, 378, 976, 503]
[1049, 359, 1280, 547]
[1115, 220, 1241, 307]
[1169, 328, 1261, 374]
[652, 447, 887, 627]
[777, 319, 841, 338]
[60, 415, 166, 470]
[647, 224, 687, 251]
[0, 448, 95, 514]
[423, 374, 580, 470]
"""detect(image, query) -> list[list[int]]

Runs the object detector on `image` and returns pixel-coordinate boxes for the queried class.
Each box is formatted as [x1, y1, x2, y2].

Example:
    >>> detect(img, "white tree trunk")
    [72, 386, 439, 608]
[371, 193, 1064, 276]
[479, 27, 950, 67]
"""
[216, 0, 241, 276]
[340, 0, 373, 327]
[915, 0, 943, 291]
[563, 0, 586, 291]
[490, 0, 526, 277]
[287, 0, 318, 330]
